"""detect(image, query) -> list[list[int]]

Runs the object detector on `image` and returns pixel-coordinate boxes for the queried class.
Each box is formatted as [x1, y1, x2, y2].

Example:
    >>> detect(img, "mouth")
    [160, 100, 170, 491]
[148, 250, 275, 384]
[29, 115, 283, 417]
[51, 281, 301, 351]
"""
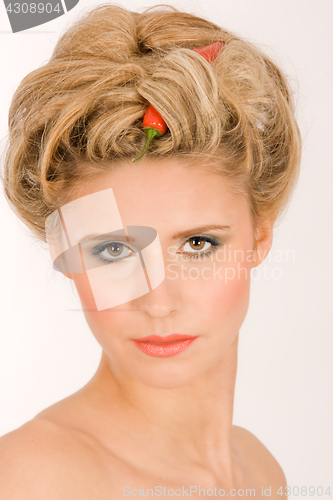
[131, 334, 199, 358]
[134, 333, 197, 343]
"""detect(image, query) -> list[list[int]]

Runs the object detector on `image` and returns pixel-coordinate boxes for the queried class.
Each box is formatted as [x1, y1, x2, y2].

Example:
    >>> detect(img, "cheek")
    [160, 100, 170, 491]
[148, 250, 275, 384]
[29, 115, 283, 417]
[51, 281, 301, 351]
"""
[182, 254, 252, 328]
[71, 272, 135, 346]
[201, 270, 249, 318]
[214, 266, 250, 321]
[72, 272, 96, 310]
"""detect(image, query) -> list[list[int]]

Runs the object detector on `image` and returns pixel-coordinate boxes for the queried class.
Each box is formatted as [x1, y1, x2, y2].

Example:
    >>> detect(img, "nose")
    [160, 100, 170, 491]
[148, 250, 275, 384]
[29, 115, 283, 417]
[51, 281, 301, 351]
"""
[138, 277, 180, 318]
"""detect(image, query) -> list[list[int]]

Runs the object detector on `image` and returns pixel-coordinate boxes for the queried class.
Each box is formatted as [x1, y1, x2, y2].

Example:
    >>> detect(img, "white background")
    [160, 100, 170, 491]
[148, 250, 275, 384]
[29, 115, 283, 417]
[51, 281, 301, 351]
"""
[0, 0, 332, 494]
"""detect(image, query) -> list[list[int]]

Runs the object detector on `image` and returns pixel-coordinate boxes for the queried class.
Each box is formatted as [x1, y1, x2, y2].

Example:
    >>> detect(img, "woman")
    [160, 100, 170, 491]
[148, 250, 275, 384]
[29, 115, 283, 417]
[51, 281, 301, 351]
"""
[0, 3, 301, 498]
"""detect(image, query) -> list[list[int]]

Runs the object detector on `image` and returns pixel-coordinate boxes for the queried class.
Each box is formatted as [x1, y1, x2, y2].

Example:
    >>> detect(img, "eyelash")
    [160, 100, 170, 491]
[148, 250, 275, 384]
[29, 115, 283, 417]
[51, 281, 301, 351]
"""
[91, 235, 223, 266]
[91, 241, 134, 266]
[178, 236, 222, 261]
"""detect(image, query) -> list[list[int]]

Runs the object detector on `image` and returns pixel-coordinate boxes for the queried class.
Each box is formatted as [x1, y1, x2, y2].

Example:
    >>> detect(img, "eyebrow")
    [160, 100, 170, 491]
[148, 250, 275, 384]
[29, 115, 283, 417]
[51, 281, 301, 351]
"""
[77, 224, 232, 245]
[171, 224, 232, 240]
[78, 232, 135, 245]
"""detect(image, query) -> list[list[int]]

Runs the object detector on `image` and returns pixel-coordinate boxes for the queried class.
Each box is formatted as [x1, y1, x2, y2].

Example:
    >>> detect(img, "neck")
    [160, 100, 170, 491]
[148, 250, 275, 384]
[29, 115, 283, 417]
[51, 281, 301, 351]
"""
[82, 335, 239, 482]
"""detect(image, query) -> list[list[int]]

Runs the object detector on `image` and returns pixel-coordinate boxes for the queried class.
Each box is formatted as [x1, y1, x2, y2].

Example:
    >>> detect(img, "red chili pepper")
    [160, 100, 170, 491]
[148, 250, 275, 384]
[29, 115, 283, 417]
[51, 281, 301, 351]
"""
[132, 41, 224, 163]
[132, 104, 168, 162]
[192, 40, 225, 62]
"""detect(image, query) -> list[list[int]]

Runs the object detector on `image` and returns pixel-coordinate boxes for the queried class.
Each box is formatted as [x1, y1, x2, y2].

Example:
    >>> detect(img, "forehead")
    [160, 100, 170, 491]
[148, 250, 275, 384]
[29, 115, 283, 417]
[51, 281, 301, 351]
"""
[70, 159, 250, 229]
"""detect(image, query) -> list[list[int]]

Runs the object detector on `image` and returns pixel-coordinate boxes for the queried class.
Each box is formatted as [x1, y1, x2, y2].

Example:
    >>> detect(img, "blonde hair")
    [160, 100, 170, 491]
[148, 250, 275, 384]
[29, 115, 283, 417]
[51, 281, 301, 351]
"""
[1, 3, 302, 242]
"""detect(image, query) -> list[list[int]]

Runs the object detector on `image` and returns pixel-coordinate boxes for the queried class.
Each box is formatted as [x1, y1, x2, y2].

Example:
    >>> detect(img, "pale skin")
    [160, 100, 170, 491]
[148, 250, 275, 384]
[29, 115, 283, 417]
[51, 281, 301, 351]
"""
[0, 159, 287, 499]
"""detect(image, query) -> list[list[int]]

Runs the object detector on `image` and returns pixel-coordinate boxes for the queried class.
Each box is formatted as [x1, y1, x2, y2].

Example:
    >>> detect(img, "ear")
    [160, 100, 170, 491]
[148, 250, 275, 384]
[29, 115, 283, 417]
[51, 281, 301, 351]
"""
[252, 219, 274, 268]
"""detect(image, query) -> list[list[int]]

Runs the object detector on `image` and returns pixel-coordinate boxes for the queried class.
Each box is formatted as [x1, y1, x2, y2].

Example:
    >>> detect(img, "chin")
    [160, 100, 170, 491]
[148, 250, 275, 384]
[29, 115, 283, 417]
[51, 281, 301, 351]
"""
[114, 344, 226, 389]
[127, 363, 204, 389]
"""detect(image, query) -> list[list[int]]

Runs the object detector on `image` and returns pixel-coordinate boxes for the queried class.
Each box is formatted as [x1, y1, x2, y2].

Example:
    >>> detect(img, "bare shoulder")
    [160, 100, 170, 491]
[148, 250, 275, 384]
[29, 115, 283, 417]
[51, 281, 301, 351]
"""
[231, 425, 287, 495]
[0, 417, 104, 499]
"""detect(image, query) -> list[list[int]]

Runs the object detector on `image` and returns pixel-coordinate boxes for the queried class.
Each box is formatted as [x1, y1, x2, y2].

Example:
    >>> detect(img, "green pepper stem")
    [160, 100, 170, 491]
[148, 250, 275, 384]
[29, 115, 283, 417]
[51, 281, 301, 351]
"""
[132, 127, 163, 163]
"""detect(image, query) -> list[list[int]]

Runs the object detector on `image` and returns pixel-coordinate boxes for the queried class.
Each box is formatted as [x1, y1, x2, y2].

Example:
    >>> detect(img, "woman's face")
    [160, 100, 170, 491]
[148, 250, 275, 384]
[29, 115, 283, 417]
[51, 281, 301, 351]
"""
[59, 159, 270, 388]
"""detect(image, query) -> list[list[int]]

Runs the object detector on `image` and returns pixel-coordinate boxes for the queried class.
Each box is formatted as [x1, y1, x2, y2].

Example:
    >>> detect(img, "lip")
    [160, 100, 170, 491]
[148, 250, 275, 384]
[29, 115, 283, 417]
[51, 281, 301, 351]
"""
[131, 334, 199, 358]
[134, 334, 196, 342]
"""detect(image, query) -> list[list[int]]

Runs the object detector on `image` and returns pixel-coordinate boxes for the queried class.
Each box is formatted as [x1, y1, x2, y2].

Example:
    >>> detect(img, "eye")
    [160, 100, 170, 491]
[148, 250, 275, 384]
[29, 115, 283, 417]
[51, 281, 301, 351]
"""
[92, 241, 135, 265]
[177, 235, 222, 261]
[183, 237, 212, 253]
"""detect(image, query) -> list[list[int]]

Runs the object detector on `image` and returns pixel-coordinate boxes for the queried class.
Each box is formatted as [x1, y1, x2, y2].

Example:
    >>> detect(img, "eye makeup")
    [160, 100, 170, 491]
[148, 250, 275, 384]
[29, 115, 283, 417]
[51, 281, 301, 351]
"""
[178, 235, 223, 261]
[89, 234, 224, 267]
[90, 241, 136, 266]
